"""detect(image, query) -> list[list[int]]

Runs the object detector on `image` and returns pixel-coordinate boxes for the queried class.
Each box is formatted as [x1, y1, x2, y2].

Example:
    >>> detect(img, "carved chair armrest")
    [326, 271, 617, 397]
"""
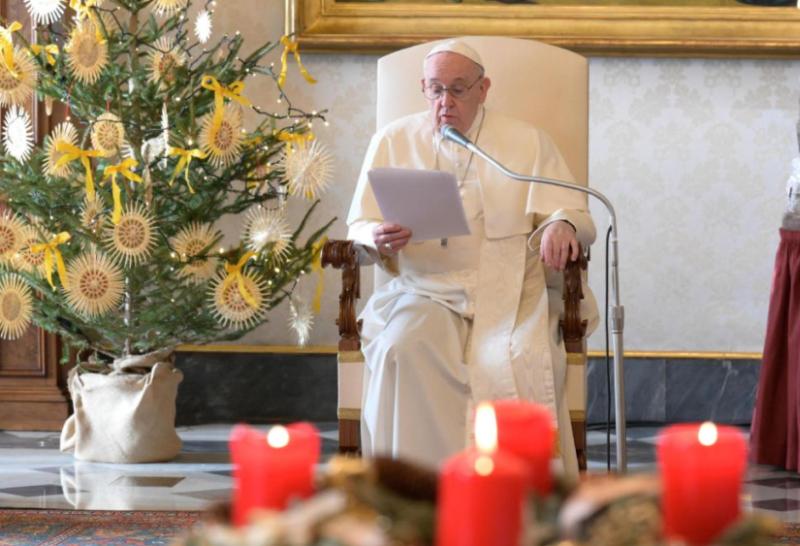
[322, 239, 590, 353]
[321, 240, 362, 352]
[560, 246, 589, 354]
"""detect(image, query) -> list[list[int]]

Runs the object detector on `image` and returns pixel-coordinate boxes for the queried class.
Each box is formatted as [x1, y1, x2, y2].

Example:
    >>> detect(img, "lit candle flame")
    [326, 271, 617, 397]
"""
[266, 425, 290, 448]
[474, 455, 495, 476]
[474, 402, 498, 453]
[698, 421, 718, 446]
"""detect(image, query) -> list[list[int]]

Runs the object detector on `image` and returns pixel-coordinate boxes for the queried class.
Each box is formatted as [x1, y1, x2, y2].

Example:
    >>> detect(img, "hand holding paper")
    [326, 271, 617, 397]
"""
[368, 167, 471, 242]
[373, 222, 412, 255]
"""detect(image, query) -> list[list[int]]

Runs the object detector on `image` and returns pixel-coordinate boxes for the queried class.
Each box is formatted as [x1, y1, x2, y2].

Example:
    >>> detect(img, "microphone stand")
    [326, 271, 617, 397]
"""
[446, 128, 627, 473]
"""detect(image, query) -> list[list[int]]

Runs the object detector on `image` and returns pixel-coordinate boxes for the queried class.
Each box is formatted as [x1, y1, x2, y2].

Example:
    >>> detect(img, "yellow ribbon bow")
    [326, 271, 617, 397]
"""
[278, 36, 316, 88]
[0, 21, 21, 78]
[200, 75, 252, 131]
[69, 0, 97, 20]
[69, 0, 105, 41]
[31, 43, 59, 65]
[310, 236, 327, 314]
[103, 158, 143, 224]
[168, 146, 208, 194]
[222, 251, 259, 310]
[30, 232, 71, 290]
[54, 142, 104, 201]
[276, 130, 314, 155]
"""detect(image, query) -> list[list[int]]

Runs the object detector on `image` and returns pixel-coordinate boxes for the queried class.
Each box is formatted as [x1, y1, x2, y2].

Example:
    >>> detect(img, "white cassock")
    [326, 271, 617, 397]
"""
[346, 106, 597, 477]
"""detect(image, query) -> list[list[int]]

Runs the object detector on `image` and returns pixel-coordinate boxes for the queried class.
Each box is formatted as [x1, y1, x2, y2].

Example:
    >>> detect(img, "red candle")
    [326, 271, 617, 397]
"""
[229, 422, 321, 526]
[436, 403, 529, 546]
[494, 400, 555, 496]
[657, 422, 747, 545]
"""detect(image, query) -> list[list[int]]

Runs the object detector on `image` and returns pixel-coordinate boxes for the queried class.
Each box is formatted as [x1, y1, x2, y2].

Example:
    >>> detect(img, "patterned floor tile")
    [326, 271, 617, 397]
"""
[32, 466, 73, 476]
[748, 477, 800, 489]
[0, 432, 60, 450]
[182, 440, 230, 453]
[751, 498, 800, 512]
[110, 476, 186, 488]
[176, 488, 233, 501]
[0, 423, 798, 517]
[0, 484, 69, 497]
[206, 470, 233, 477]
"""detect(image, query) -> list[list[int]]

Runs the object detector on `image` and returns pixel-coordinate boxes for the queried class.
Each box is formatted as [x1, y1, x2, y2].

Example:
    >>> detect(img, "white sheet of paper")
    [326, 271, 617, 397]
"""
[368, 167, 471, 242]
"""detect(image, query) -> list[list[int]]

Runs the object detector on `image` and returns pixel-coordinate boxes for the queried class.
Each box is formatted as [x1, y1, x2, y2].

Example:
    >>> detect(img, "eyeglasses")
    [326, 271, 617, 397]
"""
[422, 75, 483, 100]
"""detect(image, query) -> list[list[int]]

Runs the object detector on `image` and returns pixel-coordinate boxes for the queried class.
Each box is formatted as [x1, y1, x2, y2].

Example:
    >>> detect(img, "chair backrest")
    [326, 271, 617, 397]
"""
[372, 37, 589, 291]
[376, 36, 588, 186]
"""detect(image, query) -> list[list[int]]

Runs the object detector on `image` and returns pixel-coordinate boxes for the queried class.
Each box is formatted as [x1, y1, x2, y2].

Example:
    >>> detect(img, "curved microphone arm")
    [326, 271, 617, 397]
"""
[442, 124, 628, 473]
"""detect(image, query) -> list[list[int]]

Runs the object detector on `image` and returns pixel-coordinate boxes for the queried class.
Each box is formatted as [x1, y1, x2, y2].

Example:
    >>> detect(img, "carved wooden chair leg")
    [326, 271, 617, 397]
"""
[561, 248, 590, 471]
[322, 240, 363, 455]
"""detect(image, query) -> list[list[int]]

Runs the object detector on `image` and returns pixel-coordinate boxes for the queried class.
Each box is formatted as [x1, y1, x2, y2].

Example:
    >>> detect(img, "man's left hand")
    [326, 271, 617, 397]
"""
[540, 220, 579, 272]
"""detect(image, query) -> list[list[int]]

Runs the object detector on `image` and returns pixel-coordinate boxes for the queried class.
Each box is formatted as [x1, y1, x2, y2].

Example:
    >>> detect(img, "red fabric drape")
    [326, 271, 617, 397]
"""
[750, 229, 800, 470]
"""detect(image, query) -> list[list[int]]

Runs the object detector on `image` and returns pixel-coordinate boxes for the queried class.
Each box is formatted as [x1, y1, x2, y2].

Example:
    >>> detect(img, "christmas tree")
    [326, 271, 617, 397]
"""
[0, 0, 332, 361]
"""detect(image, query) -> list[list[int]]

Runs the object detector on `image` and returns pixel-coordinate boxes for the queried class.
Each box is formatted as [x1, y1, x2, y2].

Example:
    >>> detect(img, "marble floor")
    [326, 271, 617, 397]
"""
[0, 424, 799, 523]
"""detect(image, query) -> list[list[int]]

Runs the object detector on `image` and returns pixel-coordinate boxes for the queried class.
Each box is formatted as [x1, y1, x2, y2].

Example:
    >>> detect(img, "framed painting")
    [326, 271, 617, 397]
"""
[286, 0, 800, 57]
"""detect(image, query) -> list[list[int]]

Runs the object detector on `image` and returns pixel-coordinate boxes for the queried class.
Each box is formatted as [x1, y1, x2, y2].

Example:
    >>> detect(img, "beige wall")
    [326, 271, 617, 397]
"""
[217, 0, 796, 353]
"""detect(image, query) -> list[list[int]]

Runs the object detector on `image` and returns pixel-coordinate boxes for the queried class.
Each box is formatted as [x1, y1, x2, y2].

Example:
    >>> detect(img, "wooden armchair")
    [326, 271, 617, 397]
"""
[324, 36, 594, 469]
[322, 240, 590, 468]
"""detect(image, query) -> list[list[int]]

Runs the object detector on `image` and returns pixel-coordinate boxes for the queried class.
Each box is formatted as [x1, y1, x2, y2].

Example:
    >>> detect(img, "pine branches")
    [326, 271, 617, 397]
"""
[0, 0, 332, 357]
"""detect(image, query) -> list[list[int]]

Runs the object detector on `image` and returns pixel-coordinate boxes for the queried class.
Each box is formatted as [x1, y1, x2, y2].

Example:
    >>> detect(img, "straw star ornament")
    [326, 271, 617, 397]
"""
[0, 275, 33, 340]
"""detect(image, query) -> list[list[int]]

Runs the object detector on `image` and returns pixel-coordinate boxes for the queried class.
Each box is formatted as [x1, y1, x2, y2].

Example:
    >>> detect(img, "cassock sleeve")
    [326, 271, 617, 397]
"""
[346, 131, 391, 248]
[526, 130, 596, 249]
[345, 130, 400, 272]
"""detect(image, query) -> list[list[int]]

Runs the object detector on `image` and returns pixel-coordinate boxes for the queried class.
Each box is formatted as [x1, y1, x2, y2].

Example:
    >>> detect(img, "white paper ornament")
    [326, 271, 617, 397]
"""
[24, 0, 66, 25]
[3, 105, 33, 163]
[194, 10, 212, 44]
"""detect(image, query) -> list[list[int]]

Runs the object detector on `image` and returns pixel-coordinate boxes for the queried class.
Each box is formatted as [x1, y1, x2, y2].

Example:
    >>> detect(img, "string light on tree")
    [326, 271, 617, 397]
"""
[0, 2, 331, 367]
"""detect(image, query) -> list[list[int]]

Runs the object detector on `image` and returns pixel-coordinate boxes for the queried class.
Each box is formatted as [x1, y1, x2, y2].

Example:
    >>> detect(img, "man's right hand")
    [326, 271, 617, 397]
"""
[373, 223, 412, 256]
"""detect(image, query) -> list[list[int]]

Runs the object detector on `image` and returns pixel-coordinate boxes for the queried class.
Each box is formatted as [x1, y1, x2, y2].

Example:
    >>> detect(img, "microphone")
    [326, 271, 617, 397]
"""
[440, 124, 475, 150]
[441, 120, 628, 473]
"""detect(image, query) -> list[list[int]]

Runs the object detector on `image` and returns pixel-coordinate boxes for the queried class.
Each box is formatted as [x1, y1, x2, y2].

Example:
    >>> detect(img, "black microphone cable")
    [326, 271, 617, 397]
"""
[605, 223, 613, 472]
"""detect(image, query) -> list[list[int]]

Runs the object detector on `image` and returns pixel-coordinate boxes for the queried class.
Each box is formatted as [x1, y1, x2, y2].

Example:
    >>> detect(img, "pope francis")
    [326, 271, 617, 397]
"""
[346, 39, 596, 477]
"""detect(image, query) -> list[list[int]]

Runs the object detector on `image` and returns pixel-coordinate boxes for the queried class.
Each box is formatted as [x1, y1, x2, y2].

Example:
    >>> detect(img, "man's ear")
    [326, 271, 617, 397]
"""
[479, 77, 492, 102]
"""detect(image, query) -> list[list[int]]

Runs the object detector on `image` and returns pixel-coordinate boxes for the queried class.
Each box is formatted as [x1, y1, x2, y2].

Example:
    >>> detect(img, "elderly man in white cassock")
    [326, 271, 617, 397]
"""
[346, 39, 596, 478]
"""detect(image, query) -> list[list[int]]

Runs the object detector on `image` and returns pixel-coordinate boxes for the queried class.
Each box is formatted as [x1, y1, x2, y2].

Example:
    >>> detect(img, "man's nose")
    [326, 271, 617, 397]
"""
[437, 91, 456, 107]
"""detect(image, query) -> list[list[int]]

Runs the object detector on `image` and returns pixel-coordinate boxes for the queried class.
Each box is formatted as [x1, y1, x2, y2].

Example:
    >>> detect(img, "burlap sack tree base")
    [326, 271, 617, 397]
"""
[60, 348, 184, 464]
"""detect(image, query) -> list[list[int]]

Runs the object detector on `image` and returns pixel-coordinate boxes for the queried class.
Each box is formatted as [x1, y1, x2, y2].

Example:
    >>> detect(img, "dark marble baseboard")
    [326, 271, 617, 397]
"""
[174, 351, 337, 426]
[587, 356, 760, 426]
[174, 351, 761, 427]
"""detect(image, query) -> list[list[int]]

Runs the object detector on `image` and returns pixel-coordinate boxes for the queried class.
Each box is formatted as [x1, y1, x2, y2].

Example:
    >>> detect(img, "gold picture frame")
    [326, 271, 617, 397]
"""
[288, 0, 800, 57]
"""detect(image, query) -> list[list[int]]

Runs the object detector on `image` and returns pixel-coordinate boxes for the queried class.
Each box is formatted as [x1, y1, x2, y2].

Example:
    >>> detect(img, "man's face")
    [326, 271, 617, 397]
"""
[421, 52, 491, 135]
